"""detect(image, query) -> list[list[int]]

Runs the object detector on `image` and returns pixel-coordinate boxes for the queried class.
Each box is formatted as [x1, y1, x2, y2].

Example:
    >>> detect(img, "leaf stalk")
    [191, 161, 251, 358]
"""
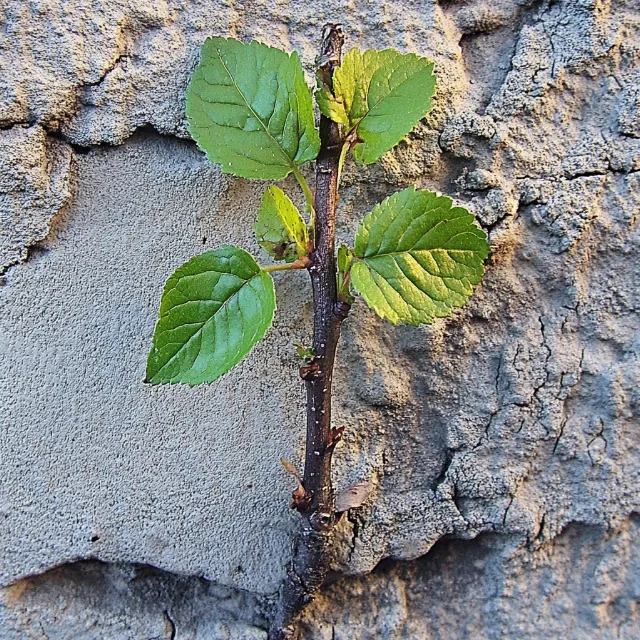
[291, 164, 316, 218]
[262, 257, 311, 272]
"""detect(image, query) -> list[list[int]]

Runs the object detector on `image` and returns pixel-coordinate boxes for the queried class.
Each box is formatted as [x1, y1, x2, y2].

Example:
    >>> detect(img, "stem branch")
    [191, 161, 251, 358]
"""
[262, 256, 310, 273]
[269, 24, 348, 640]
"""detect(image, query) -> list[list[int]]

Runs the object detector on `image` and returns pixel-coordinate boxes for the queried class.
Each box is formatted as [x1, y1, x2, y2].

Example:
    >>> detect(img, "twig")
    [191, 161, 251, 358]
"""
[268, 23, 348, 640]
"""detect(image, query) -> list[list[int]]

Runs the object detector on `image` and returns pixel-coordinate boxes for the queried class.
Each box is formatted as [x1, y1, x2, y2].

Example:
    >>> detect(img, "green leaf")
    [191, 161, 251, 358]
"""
[146, 246, 276, 385]
[315, 86, 349, 125]
[294, 341, 314, 362]
[255, 186, 309, 262]
[316, 48, 436, 164]
[337, 243, 354, 274]
[337, 243, 355, 304]
[337, 142, 349, 187]
[186, 37, 320, 180]
[351, 187, 489, 326]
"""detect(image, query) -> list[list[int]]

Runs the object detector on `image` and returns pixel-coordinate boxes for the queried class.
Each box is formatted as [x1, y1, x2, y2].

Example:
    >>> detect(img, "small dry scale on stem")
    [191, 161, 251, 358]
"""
[144, 23, 490, 639]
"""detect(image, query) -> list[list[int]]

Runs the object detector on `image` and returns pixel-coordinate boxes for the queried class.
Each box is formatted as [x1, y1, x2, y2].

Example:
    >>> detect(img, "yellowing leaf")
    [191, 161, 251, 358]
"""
[186, 37, 320, 180]
[351, 187, 489, 326]
[255, 186, 309, 263]
[316, 48, 435, 164]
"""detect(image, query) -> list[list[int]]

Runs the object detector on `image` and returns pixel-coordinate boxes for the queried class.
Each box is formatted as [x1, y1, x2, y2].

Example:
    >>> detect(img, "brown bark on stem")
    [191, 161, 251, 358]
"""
[268, 24, 348, 640]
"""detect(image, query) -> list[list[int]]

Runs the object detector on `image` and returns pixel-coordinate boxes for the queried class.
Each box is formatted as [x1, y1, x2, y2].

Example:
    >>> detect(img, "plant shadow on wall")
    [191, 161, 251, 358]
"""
[143, 24, 489, 640]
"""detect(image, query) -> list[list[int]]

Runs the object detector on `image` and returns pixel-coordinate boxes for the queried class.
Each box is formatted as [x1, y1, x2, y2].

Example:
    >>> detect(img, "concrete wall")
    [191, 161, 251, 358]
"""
[1, 0, 639, 637]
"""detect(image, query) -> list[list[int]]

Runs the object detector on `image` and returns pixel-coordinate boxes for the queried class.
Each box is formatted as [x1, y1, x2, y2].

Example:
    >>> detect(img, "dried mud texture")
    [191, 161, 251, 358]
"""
[1, 0, 640, 637]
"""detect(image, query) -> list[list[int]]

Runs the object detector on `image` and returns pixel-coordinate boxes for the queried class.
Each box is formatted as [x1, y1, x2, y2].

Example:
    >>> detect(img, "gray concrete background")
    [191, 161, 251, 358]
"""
[1, 0, 639, 637]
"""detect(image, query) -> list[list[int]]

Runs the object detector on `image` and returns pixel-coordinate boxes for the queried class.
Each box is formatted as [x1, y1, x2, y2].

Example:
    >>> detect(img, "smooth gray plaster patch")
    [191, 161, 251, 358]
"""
[0, 133, 312, 594]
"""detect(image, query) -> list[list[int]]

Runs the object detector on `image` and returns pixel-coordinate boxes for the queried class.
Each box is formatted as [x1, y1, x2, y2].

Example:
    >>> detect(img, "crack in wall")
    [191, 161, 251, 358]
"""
[164, 609, 177, 640]
[7, 515, 639, 638]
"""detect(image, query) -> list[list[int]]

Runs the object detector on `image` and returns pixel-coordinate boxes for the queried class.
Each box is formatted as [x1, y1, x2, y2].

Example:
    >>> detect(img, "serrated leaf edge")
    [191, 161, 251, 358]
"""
[146, 246, 277, 386]
[187, 37, 320, 180]
[317, 48, 436, 165]
[351, 188, 489, 326]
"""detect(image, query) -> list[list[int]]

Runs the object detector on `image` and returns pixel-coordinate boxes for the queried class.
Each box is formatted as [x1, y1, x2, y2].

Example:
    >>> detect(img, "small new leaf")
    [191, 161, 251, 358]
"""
[337, 243, 355, 304]
[295, 341, 315, 362]
[146, 246, 276, 385]
[186, 37, 320, 180]
[351, 187, 489, 326]
[337, 243, 354, 274]
[255, 186, 310, 262]
[316, 48, 435, 164]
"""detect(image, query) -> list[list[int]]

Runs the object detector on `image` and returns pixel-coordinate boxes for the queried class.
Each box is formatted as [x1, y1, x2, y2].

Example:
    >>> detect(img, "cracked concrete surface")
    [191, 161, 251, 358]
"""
[1, 0, 639, 637]
[3, 516, 638, 638]
[0, 124, 72, 271]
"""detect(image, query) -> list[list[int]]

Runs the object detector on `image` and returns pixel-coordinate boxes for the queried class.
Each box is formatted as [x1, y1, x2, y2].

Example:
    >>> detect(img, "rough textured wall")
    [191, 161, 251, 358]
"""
[1, 0, 639, 638]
